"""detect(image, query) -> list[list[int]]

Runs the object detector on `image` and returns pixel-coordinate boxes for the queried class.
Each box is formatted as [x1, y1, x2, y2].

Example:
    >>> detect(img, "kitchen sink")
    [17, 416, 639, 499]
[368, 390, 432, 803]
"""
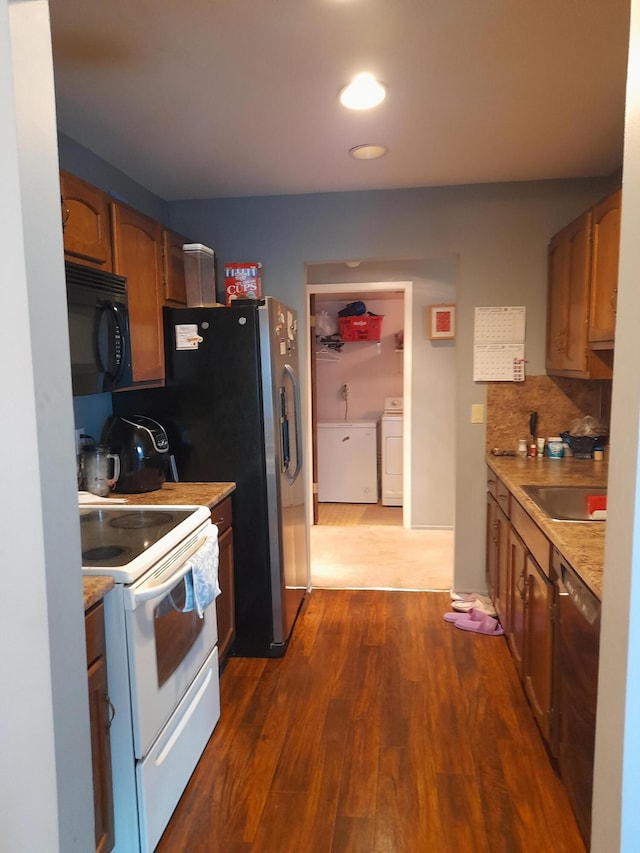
[520, 485, 607, 522]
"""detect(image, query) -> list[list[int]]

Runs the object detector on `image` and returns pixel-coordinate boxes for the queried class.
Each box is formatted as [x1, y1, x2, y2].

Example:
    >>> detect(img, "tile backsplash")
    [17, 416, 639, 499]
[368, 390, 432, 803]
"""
[486, 375, 611, 453]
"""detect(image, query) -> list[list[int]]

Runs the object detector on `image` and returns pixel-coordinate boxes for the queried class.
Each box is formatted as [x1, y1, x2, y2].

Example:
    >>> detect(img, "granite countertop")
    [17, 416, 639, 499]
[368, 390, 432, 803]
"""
[83, 576, 115, 610]
[82, 481, 235, 610]
[486, 455, 607, 599]
[104, 481, 236, 509]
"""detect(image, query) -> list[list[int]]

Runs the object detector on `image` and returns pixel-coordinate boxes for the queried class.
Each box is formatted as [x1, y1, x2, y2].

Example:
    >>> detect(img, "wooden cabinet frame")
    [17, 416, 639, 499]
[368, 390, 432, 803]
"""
[546, 188, 620, 379]
[211, 497, 235, 665]
[489, 485, 556, 747]
[85, 602, 115, 852]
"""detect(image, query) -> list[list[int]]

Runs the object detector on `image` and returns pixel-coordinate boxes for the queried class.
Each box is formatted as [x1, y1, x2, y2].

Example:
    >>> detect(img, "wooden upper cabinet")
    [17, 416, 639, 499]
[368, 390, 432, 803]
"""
[111, 203, 165, 383]
[162, 229, 188, 306]
[546, 210, 592, 377]
[588, 188, 621, 347]
[60, 170, 112, 271]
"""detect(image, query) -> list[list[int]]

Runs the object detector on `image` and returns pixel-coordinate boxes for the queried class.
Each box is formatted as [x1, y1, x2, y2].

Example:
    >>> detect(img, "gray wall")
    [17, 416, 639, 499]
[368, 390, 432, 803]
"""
[58, 132, 168, 224]
[2, 2, 93, 850]
[592, 1, 640, 847]
[411, 272, 456, 529]
[168, 178, 618, 589]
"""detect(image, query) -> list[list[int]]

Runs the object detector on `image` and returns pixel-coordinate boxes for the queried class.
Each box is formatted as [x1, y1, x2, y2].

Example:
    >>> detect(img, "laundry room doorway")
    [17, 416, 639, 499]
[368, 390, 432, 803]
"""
[304, 258, 457, 591]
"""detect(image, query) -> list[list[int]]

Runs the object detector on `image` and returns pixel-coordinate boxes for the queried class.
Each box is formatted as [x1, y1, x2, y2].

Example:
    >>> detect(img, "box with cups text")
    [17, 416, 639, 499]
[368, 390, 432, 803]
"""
[224, 262, 262, 306]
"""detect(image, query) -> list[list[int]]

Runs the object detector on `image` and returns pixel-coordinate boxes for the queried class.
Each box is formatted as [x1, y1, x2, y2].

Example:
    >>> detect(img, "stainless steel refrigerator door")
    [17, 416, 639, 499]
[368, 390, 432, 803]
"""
[259, 298, 308, 647]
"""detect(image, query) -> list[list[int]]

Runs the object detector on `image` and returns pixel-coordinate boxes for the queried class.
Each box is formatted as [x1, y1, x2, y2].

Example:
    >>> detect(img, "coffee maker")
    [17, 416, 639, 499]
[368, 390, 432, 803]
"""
[100, 415, 169, 493]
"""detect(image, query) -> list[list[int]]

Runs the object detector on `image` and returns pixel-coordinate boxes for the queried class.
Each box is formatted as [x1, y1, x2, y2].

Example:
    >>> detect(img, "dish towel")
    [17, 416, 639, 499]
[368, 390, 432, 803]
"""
[185, 529, 220, 618]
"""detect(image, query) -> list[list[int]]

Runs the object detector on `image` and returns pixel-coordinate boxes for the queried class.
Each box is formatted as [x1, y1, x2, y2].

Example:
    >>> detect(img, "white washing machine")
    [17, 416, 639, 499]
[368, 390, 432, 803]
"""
[317, 421, 378, 503]
[381, 397, 403, 506]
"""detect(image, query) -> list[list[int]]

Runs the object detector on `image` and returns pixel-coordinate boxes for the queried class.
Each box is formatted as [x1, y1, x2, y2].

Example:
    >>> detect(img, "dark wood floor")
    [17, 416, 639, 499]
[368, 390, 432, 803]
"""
[157, 590, 585, 853]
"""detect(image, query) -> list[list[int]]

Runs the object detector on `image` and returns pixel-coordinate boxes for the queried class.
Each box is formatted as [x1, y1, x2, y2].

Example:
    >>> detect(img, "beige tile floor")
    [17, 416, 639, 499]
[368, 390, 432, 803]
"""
[311, 502, 454, 590]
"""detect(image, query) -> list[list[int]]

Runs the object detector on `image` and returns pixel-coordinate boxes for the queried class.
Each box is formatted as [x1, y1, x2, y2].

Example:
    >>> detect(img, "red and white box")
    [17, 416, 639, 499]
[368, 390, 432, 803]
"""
[224, 263, 262, 306]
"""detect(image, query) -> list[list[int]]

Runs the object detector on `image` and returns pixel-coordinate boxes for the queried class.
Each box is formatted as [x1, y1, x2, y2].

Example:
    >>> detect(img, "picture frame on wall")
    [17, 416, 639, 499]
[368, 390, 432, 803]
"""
[426, 304, 456, 340]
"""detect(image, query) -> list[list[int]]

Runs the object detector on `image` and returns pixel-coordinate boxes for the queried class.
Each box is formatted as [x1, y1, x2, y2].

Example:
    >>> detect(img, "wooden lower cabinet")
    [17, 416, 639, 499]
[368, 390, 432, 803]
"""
[486, 468, 511, 629]
[217, 527, 235, 664]
[486, 492, 510, 631]
[495, 502, 510, 633]
[85, 602, 114, 853]
[523, 554, 554, 742]
[486, 493, 498, 602]
[508, 526, 527, 678]
[496, 492, 556, 747]
[210, 497, 235, 665]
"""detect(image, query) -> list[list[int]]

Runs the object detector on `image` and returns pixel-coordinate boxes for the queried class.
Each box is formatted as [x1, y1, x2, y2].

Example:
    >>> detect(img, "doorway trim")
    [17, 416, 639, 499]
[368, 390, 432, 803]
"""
[304, 281, 413, 532]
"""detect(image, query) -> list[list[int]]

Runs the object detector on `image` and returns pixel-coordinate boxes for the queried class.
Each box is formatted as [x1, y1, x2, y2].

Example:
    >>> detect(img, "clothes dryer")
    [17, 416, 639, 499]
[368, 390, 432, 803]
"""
[381, 397, 403, 506]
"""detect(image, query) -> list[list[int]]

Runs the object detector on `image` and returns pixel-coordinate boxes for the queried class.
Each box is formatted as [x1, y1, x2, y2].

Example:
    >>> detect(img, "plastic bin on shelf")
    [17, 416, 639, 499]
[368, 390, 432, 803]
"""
[338, 315, 383, 342]
[183, 243, 216, 306]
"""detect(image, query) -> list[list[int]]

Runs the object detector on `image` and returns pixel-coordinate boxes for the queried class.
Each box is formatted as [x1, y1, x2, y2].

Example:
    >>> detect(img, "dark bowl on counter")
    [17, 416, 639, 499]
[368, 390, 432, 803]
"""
[561, 431, 609, 458]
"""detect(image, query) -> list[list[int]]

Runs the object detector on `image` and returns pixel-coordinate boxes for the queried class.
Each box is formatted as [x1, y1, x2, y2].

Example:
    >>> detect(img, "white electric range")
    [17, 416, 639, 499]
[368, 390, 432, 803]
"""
[80, 504, 220, 852]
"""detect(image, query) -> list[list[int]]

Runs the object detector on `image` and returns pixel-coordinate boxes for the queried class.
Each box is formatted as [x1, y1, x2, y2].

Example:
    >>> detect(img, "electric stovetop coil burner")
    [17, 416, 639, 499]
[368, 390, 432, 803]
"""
[79, 504, 212, 583]
[82, 544, 129, 562]
[110, 511, 174, 530]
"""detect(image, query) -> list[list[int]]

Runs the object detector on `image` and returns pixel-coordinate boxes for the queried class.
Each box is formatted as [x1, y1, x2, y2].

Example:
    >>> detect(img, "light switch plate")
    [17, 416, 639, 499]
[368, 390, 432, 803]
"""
[471, 404, 484, 424]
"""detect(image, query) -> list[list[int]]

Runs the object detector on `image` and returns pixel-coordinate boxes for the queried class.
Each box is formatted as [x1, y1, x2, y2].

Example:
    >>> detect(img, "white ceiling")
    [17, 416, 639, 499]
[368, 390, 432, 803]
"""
[49, 0, 630, 201]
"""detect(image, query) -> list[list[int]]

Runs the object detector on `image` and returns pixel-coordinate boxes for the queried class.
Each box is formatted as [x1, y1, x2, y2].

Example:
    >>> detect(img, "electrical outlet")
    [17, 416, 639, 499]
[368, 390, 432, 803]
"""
[471, 404, 484, 424]
[342, 384, 349, 399]
[75, 427, 84, 454]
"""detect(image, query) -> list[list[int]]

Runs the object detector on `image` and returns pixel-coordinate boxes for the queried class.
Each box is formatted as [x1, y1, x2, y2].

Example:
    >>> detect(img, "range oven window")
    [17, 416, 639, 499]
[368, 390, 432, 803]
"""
[154, 575, 205, 687]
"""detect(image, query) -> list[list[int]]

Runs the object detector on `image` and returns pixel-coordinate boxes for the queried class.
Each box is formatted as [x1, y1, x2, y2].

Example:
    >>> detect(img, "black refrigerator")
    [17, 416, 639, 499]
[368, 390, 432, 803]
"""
[112, 298, 308, 657]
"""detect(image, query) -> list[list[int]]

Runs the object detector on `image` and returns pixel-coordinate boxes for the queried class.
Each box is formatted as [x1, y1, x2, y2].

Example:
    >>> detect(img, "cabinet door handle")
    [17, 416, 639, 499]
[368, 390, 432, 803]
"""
[104, 692, 115, 731]
[61, 194, 70, 231]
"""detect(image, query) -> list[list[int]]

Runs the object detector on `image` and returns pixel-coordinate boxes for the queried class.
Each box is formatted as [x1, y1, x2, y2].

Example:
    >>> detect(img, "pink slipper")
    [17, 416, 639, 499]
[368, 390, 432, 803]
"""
[455, 614, 504, 635]
[452, 598, 497, 617]
[443, 608, 485, 624]
[449, 589, 476, 602]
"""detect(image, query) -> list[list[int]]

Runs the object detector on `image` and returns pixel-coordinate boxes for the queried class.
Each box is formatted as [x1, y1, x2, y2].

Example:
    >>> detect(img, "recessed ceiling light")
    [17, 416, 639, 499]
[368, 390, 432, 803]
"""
[349, 144, 388, 160]
[340, 73, 386, 110]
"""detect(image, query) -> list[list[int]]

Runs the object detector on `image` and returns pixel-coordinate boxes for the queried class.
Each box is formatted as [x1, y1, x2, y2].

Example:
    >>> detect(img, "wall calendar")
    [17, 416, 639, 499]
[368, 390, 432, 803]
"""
[473, 306, 526, 382]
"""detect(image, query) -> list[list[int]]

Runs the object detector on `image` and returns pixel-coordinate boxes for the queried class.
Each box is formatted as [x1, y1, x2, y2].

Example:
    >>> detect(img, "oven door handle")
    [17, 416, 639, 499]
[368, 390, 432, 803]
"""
[127, 534, 210, 606]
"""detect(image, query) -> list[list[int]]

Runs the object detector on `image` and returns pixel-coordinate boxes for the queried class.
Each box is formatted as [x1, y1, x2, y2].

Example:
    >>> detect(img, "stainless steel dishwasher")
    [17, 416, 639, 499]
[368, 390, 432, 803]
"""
[554, 558, 601, 848]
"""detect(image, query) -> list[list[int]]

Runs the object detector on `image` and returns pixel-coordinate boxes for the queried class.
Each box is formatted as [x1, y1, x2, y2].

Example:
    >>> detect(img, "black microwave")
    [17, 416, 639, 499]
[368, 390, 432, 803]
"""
[65, 261, 133, 396]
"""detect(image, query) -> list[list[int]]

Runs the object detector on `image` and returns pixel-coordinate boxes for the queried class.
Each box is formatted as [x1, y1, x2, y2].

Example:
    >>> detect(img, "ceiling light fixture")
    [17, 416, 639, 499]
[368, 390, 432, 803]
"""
[345, 261, 361, 268]
[349, 144, 388, 160]
[339, 73, 386, 110]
